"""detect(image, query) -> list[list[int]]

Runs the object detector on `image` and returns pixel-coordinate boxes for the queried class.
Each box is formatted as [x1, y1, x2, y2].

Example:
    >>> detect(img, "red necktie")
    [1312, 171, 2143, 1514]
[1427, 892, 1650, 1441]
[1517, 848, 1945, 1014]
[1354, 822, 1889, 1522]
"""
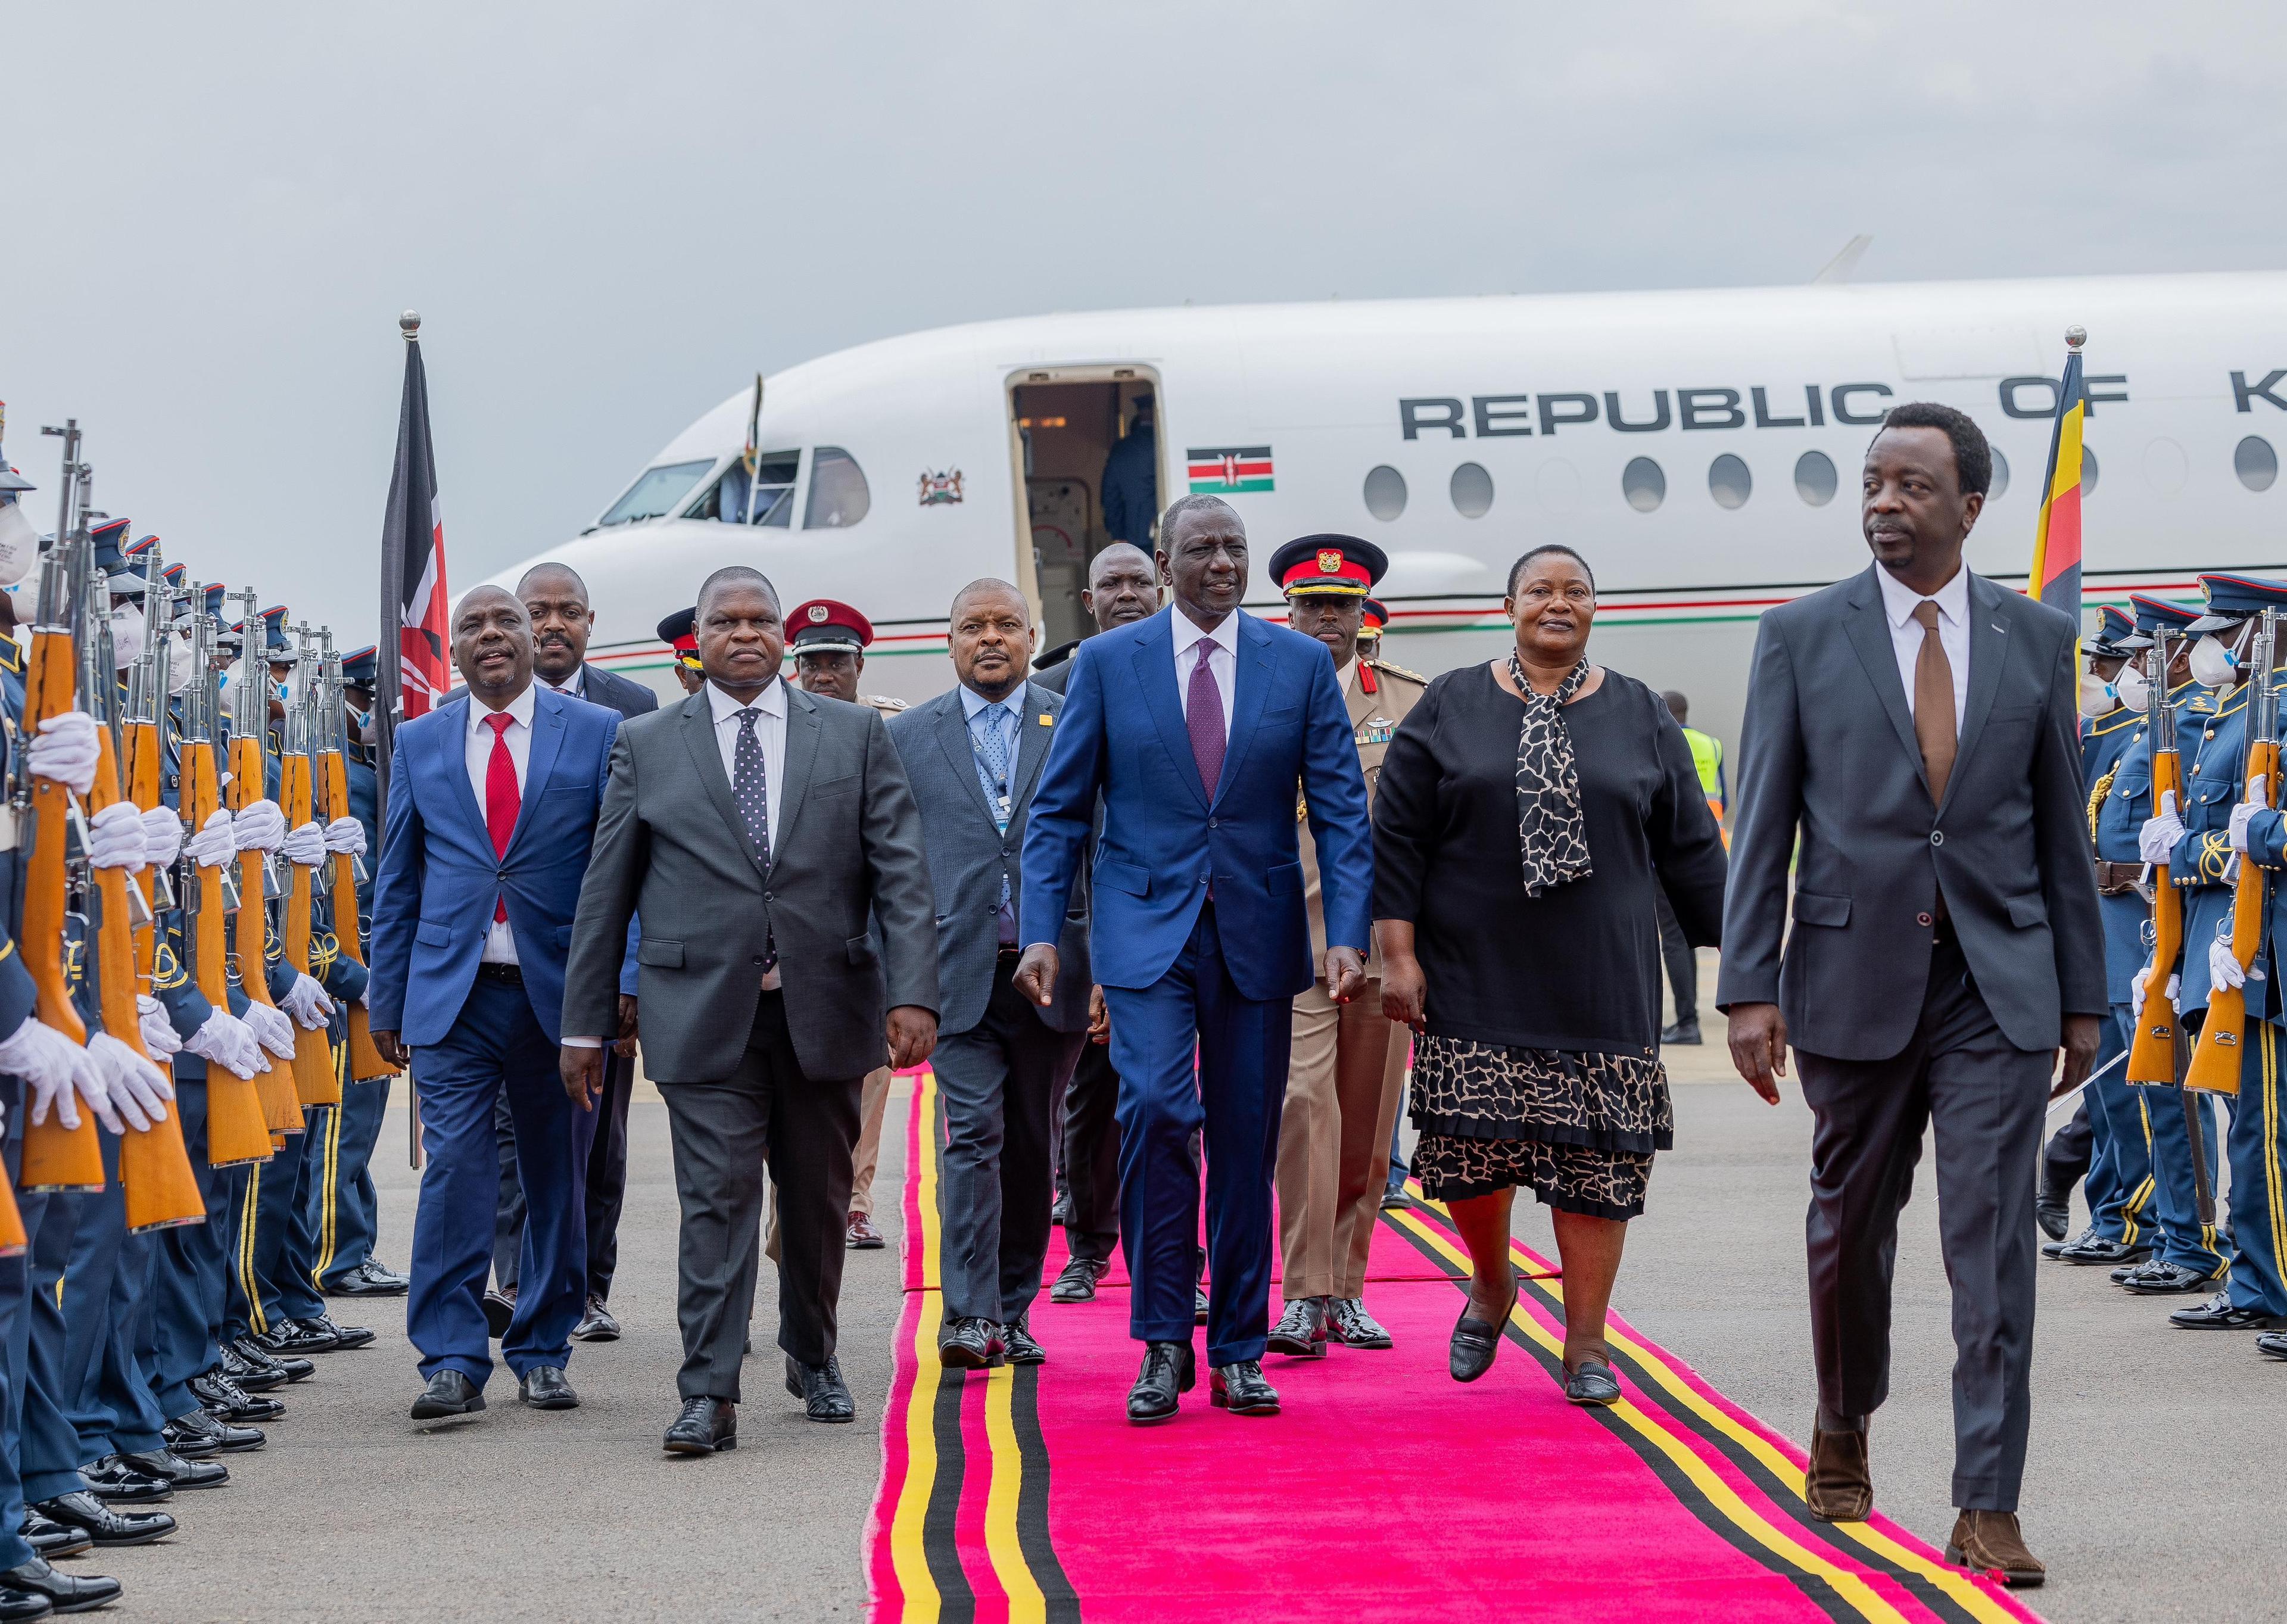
[484, 711, 519, 922]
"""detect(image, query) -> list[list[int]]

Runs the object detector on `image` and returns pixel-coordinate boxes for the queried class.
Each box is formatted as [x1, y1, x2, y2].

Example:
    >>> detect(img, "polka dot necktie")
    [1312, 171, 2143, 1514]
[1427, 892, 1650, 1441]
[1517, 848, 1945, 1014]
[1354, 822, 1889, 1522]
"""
[734, 707, 777, 971]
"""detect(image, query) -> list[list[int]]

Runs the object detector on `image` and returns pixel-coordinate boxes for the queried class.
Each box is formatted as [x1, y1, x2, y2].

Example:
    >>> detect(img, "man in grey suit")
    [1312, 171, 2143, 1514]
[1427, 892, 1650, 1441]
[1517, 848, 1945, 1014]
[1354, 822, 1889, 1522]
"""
[889, 580, 1090, 1370]
[560, 565, 939, 1456]
[1719, 403, 2104, 1587]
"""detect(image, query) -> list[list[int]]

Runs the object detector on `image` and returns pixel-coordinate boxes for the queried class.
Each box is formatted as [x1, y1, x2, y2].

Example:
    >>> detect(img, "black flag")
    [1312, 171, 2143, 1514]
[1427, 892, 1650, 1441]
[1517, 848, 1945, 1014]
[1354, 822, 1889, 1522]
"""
[377, 310, 450, 801]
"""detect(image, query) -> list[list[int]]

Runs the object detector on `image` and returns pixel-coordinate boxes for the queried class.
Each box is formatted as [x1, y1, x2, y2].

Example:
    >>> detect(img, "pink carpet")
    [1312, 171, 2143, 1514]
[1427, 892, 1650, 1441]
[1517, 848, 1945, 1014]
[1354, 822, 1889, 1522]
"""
[869, 1071, 2044, 1623]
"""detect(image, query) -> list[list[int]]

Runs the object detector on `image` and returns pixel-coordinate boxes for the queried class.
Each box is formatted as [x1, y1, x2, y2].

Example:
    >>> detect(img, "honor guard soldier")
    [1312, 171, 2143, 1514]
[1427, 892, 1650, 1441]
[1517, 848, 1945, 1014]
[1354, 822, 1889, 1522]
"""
[786, 599, 904, 1248]
[1260, 535, 1425, 1357]
[2040, 606, 2161, 1261]
[2150, 573, 2287, 1336]
[656, 607, 705, 697]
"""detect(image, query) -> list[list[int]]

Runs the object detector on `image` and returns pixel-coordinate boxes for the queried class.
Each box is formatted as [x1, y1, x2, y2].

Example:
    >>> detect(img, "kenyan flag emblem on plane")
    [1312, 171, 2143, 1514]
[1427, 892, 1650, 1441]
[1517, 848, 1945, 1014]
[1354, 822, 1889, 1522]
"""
[1187, 445, 1274, 494]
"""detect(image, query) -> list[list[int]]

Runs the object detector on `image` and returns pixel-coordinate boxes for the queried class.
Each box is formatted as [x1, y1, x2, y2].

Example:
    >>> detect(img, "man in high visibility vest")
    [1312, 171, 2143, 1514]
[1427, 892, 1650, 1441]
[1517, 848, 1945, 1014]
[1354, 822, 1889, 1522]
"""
[1659, 691, 1726, 1045]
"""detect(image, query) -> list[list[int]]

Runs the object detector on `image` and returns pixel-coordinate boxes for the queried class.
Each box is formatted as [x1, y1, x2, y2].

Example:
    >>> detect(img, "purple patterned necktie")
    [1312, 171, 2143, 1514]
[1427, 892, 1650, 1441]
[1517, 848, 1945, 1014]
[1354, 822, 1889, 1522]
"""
[1186, 637, 1226, 798]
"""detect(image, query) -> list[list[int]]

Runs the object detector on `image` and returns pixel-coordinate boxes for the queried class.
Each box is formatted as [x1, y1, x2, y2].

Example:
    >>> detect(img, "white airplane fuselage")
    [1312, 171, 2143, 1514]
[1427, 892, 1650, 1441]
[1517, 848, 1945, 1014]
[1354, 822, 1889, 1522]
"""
[487, 272, 2287, 752]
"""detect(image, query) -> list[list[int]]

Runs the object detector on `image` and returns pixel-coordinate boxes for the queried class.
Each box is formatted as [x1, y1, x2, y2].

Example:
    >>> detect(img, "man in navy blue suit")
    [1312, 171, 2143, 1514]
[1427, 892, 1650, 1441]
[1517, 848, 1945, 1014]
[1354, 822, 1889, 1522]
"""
[369, 586, 628, 1422]
[1017, 495, 1374, 1422]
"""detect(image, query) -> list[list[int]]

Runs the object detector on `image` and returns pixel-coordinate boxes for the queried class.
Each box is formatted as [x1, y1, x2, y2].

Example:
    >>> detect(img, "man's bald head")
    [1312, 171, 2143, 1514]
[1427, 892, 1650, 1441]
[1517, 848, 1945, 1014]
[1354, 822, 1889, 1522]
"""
[518, 563, 596, 684]
[451, 585, 534, 705]
[951, 577, 1029, 622]
[1082, 543, 1157, 632]
[516, 561, 589, 603]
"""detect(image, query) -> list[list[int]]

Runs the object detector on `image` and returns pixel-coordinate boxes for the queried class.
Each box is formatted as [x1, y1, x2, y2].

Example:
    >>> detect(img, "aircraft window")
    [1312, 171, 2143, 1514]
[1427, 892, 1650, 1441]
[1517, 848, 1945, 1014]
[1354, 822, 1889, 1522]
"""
[1793, 451, 1837, 507]
[1622, 457, 1665, 513]
[1449, 462, 1494, 519]
[2081, 447, 2099, 497]
[597, 460, 712, 527]
[805, 447, 871, 529]
[1989, 447, 2010, 501]
[694, 451, 800, 527]
[2237, 435, 2279, 492]
[1708, 454, 1752, 510]
[1363, 465, 1407, 522]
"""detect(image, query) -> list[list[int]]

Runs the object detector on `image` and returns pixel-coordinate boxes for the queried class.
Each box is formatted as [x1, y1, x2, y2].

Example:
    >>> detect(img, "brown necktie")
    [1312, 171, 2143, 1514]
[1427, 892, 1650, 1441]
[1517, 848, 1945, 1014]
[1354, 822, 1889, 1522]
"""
[1911, 600, 1957, 805]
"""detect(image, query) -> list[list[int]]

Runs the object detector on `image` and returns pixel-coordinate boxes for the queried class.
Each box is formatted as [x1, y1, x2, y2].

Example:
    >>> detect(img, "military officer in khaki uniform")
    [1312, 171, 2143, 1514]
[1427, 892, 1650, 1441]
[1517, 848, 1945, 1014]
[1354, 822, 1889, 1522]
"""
[1262, 537, 1426, 1357]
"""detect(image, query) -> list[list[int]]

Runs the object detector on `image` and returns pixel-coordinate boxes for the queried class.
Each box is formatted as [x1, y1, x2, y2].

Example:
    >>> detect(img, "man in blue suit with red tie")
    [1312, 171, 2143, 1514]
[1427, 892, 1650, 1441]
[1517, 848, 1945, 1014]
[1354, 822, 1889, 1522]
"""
[1017, 495, 1374, 1423]
[369, 586, 628, 1422]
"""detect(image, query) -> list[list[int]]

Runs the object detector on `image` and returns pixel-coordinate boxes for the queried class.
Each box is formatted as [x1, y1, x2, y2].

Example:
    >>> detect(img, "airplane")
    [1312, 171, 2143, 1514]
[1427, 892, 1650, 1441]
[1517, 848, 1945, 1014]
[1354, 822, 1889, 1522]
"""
[484, 261, 2287, 750]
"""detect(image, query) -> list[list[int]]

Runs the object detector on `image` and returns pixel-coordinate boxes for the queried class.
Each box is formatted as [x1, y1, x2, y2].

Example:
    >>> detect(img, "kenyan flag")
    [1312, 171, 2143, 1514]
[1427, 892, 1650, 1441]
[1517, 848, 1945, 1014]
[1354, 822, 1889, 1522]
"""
[1186, 445, 1273, 494]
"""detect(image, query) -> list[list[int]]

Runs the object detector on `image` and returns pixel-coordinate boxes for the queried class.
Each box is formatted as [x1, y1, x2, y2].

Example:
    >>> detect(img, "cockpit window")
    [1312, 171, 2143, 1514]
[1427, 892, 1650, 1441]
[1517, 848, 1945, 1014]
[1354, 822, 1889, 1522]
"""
[695, 452, 800, 527]
[803, 447, 871, 529]
[597, 460, 713, 527]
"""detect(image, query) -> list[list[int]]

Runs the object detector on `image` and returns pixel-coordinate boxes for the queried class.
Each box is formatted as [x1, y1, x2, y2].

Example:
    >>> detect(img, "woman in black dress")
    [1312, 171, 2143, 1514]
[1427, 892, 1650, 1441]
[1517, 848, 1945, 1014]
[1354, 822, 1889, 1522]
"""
[1374, 544, 1726, 1404]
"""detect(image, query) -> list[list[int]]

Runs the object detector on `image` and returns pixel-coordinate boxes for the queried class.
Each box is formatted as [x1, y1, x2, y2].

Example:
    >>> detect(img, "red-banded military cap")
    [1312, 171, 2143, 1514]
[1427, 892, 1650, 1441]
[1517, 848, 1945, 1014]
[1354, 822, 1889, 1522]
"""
[787, 598, 874, 656]
[2184, 572, 2287, 634]
[1268, 534, 1385, 597]
[1360, 597, 1390, 635]
[656, 606, 702, 669]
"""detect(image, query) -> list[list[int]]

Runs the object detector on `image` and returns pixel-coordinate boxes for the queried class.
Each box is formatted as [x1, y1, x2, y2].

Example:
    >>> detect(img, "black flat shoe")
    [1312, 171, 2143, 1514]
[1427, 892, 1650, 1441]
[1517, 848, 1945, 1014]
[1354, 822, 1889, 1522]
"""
[663, 1397, 736, 1455]
[0, 1586, 49, 1621]
[937, 1317, 1003, 1371]
[330, 1260, 409, 1297]
[1000, 1318, 1046, 1366]
[1563, 1355, 1622, 1406]
[1126, 1341, 1195, 1424]
[31, 1492, 173, 1548]
[253, 1319, 338, 1357]
[1209, 1360, 1280, 1415]
[2061, 1234, 2148, 1267]
[298, 1312, 375, 1351]
[218, 1343, 286, 1392]
[2170, 1292, 2287, 1330]
[18, 1513, 90, 1561]
[0, 1556, 119, 1614]
[2122, 1260, 2222, 1295]
[190, 1370, 283, 1424]
[115, 1448, 227, 1491]
[1049, 1258, 1107, 1304]
[232, 1337, 313, 1383]
[1449, 1276, 1518, 1383]
[409, 1370, 485, 1421]
[572, 1296, 621, 1342]
[79, 1460, 169, 1506]
[1266, 1298, 1328, 1358]
[165, 1411, 263, 1455]
[786, 1355, 855, 1422]
[517, 1366, 579, 1410]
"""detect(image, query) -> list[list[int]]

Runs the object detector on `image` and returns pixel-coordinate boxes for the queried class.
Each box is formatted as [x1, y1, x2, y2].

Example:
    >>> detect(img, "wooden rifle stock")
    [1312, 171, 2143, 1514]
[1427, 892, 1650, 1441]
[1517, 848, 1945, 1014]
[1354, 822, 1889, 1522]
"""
[2128, 657, 2188, 1087]
[2187, 625, 2279, 1095]
[182, 732, 269, 1167]
[17, 620, 100, 1190]
[227, 725, 301, 1136]
[277, 740, 338, 1106]
[320, 747, 390, 1081]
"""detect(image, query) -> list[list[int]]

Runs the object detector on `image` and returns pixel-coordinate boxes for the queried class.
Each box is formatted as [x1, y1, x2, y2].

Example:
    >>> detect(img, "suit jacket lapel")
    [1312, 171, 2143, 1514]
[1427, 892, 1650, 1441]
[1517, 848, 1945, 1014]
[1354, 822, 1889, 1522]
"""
[1011, 682, 1055, 803]
[1945, 573, 2011, 812]
[771, 684, 824, 864]
[933, 691, 999, 825]
[1133, 617, 1210, 813]
[1841, 565, 1931, 799]
[1213, 615, 1276, 808]
[434, 697, 493, 849]
[680, 692, 762, 877]
[504, 689, 568, 855]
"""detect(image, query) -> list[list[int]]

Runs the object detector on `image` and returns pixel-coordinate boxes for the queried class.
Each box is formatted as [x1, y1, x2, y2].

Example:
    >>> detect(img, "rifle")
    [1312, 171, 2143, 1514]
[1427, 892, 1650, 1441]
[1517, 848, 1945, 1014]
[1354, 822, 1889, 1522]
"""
[85, 564, 202, 1232]
[225, 588, 300, 1139]
[317, 631, 390, 1081]
[2186, 608, 2279, 1096]
[178, 589, 270, 1167]
[278, 624, 337, 1106]
[15, 454, 101, 1191]
[2127, 632, 2188, 1086]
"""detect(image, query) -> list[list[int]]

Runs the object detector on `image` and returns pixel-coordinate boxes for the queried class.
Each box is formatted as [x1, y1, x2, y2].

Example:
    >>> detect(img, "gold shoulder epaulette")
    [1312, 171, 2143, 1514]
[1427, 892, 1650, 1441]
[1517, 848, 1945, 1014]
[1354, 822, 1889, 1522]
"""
[864, 694, 908, 713]
[1366, 657, 1427, 685]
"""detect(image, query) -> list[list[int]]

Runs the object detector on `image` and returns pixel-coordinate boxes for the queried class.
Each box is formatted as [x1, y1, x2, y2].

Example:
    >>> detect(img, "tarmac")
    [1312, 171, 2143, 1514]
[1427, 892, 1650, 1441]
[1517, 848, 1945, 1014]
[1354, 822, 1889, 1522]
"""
[127, 956, 2286, 1623]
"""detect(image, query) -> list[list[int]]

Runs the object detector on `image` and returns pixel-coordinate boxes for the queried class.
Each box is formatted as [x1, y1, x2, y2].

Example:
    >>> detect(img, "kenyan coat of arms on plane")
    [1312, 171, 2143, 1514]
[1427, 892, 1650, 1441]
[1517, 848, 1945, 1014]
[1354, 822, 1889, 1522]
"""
[918, 469, 964, 506]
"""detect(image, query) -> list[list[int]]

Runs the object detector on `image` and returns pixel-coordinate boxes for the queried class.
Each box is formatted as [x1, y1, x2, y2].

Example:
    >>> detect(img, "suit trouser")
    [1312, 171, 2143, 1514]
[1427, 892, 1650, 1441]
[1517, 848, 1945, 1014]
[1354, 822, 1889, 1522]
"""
[62, 1126, 170, 1460]
[1061, 1039, 1122, 1265]
[1104, 901, 1289, 1367]
[1276, 974, 1403, 1301]
[660, 989, 859, 1398]
[2223, 1018, 2287, 1315]
[936, 965, 1088, 1324]
[310, 1073, 393, 1287]
[1795, 934, 2048, 1514]
[408, 975, 589, 1386]
[1653, 887, 1697, 1025]
[848, 1067, 895, 1219]
[496, 1047, 634, 1302]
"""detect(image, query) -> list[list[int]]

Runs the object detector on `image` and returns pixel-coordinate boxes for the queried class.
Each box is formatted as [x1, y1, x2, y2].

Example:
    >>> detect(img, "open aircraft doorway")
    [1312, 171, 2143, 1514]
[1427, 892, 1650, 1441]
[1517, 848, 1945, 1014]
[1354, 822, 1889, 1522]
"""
[1007, 366, 1163, 654]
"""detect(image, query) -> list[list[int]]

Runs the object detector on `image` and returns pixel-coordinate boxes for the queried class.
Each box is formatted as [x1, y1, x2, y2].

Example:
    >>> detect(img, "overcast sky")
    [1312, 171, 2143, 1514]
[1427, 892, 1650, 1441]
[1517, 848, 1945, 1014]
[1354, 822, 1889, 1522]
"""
[2, 1, 2281, 637]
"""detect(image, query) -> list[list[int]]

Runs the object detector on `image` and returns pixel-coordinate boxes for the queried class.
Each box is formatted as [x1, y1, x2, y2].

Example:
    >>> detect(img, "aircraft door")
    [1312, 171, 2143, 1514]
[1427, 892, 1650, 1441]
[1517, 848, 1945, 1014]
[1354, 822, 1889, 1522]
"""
[1008, 369, 1161, 659]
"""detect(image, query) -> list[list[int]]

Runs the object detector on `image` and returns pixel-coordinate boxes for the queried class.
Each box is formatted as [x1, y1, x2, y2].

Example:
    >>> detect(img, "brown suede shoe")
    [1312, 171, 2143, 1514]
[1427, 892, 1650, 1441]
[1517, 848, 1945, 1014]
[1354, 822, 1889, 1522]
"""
[1804, 1424, 1872, 1522]
[1945, 1510, 2045, 1588]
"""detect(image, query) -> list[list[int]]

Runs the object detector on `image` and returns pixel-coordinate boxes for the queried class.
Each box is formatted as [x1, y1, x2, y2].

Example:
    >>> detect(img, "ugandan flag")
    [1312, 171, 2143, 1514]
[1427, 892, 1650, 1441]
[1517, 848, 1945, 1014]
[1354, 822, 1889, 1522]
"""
[2028, 342, 2087, 622]
[1187, 445, 1274, 494]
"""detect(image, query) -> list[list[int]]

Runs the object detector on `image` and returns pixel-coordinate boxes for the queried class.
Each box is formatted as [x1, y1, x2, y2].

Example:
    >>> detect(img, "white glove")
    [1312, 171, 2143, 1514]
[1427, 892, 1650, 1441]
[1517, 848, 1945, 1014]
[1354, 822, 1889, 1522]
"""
[0, 1016, 87, 1130]
[63, 1038, 121, 1134]
[26, 712, 99, 795]
[136, 994, 183, 1061]
[322, 816, 367, 858]
[2139, 790, 2185, 866]
[242, 1000, 297, 1060]
[2211, 933, 2248, 993]
[281, 972, 335, 1030]
[88, 1032, 171, 1131]
[186, 809, 235, 868]
[233, 799, 286, 852]
[281, 821, 326, 866]
[85, 800, 147, 871]
[2229, 777, 2267, 855]
[139, 805, 185, 869]
[184, 1008, 263, 1080]
[2131, 965, 2182, 1020]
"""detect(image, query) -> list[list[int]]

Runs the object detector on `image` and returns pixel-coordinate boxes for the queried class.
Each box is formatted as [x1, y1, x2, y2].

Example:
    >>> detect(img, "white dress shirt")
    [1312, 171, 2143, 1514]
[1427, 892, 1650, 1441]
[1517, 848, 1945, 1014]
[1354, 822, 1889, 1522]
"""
[708, 677, 787, 855]
[1170, 607, 1241, 737]
[1875, 561, 1971, 735]
[466, 684, 537, 964]
[541, 666, 584, 699]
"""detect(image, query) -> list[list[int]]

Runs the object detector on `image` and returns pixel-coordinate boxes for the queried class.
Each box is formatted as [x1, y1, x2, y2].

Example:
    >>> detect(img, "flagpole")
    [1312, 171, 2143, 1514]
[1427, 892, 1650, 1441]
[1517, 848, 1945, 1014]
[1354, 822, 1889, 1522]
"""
[378, 308, 422, 1169]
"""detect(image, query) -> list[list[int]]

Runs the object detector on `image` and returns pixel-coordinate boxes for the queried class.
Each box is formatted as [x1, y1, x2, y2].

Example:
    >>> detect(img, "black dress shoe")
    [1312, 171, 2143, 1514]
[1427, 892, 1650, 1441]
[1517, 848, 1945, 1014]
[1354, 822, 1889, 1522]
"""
[845, 1211, 886, 1249]
[1659, 1019, 1702, 1046]
[1127, 1341, 1196, 1424]
[409, 1370, 485, 1420]
[2257, 1330, 2287, 1360]
[2170, 1291, 2287, 1330]
[1266, 1298, 1328, 1358]
[1, 1556, 119, 1614]
[1049, 1190, 1073, 1227]
[165, 1411, 263, 1455]
[253, 1319, 337, 1357]
[1379, 1186, 1410, 1211]
[1001, 1318, 1046, 1366]
[2060, 1233, 2148, 1267]
[232, 1336, 313, 1383]
[0, 1587, 49, 1621]
[572, 1296, 621, 1342]
[116, 1448, 227, 1491]
[1329, 1297, 1393, 1349]
[1209, 1360, 1279, 1415]
[482, 1286, 517, 1341]
[2042, 1222, 2097, 1261]
[297, 1312, 375, 1350]
[329, 1260, 409, 1298]
[2122, 1260, 2221, 1295]
[518, 1366, 579, 1410]
[218, 1344, 286, 1392]
[32, 1492, 173, 1549]
[662, 1397, 736, 1454]
[18, 1513, 91, 1560]
[937, 1317, 1004, 1371]
[2034, 1196, 2070, 1243]
[1563, 1355, 1622, 1406]
[1449, 1277, 1518, 1383]
[191, 1370, 284, 1424]
[79, 1459, 170, 1505]
[786, 1355, 856, 1422]
[1050, 1258, 1107, 1304]
[1193, 1285, 1210, 1324]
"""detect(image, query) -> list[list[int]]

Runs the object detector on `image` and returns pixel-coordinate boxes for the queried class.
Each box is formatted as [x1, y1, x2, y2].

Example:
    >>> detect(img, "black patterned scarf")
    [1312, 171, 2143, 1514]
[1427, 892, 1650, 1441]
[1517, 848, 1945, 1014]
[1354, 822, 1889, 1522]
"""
[1506, 651, 1593, 897]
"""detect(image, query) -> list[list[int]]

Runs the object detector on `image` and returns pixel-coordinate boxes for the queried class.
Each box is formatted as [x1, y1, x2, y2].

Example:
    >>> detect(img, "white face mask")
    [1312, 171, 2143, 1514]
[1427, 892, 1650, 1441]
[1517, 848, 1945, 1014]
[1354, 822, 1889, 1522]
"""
[166, 626, 197, 694]
[0, 501, 36, 589]
[2190, 631, 2242, 691]
[109, 604, 144, 670]
[2078, 673, 2116, 718]
[2113, 665, 2151, 713]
